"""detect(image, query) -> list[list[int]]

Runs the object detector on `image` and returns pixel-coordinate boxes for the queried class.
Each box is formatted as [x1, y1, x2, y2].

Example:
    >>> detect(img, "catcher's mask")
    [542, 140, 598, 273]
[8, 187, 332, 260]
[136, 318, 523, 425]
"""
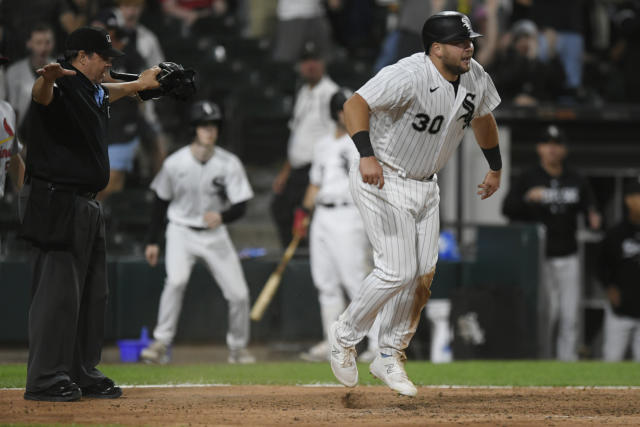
[422, 11, 482, 54]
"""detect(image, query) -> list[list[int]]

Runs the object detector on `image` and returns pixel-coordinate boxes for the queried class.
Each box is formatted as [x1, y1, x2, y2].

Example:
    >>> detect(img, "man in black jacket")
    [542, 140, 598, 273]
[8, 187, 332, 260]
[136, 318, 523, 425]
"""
[502, 125, 600, 360]
[600, 177, 640, 361]
[20, 26, 160, 402]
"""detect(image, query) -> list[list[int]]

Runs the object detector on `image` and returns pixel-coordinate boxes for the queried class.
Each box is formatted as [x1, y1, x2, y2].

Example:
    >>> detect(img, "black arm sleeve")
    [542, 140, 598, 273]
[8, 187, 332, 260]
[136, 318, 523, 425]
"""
[221, 201, 247, 224]
[145, 193, 170, 244]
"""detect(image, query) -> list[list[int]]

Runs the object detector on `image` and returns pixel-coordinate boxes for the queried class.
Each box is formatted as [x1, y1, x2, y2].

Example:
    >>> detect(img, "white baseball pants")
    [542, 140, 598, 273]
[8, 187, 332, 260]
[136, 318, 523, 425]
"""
[541, 254, 580, 361]
[310, 205, 378, 347]
[153, 222, 250, 351]
[602, 304, 640, 362]
[335, 165, 440, 355]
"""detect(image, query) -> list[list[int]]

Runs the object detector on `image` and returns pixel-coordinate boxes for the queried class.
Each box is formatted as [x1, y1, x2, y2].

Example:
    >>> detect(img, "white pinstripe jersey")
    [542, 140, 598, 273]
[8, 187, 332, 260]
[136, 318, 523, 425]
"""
[151, 146, 254, 228]
[309, 133, 358, 206]
[357, 53, 500, 178]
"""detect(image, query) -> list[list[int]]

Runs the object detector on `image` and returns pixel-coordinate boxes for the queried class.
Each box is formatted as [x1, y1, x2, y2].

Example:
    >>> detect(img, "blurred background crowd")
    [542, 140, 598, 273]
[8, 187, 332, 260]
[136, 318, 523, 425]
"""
[1, 0, 639, 361]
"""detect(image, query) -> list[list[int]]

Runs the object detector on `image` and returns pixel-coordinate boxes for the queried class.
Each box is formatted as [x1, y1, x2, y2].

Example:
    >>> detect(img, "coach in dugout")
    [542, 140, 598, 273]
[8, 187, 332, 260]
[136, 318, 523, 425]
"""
[19, 26, 160, 402]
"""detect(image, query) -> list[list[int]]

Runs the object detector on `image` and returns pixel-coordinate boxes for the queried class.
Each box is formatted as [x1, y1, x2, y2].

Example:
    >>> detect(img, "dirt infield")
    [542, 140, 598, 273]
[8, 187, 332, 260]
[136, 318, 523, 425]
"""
[2, 386, 640, 426]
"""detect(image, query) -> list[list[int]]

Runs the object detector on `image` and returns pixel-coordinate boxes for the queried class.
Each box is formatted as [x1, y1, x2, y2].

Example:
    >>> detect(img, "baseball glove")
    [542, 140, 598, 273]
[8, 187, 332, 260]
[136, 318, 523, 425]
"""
[138, 62, 197, 101]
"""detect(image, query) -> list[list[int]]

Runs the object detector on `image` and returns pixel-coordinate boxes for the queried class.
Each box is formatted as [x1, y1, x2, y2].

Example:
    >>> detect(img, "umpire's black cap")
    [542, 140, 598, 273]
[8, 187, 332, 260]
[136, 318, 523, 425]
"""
[539, 125, 567, 144]
[66, 26, 124, 58]
[422, 11, 483, 53]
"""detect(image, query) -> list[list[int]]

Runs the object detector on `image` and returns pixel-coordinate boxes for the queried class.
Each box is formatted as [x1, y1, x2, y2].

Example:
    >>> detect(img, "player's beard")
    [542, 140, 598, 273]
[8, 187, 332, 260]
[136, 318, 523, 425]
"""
[442, 60, 470, 77]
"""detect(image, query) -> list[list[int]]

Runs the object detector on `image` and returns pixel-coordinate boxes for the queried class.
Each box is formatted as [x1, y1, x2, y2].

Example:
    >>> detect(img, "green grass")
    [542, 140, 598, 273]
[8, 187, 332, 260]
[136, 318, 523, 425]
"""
[2, 361, 640, 389]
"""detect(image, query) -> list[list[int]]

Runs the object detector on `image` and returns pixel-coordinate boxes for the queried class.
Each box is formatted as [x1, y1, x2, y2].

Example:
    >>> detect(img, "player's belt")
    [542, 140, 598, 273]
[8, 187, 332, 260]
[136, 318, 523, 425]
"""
[318, 202, 352, 209]
[27, 176, 97, 200]
[380, 161, 434, 181]
[187, 225, 210, 231]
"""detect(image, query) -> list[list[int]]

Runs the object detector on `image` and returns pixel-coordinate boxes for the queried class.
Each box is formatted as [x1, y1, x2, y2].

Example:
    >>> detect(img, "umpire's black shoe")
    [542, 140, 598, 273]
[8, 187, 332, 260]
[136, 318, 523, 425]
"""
[24, 380, 82, 402]
[80, 377, 122, 399]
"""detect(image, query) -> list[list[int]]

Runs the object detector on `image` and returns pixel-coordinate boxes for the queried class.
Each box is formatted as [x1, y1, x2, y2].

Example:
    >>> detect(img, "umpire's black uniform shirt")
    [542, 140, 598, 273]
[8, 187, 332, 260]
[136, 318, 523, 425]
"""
[21, 61, 112, 392]
[26, 61, 110, 190]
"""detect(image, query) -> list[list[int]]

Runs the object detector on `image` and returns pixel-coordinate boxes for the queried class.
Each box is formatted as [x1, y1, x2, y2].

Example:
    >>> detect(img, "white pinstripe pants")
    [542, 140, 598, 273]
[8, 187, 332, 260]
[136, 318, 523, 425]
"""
[335, 164, 440, 354]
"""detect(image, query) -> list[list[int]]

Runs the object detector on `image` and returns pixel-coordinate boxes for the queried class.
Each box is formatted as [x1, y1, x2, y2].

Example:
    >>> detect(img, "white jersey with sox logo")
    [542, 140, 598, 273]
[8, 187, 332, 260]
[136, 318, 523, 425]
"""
[149, 145, 254, 352]
[333, 52, 501, 356]
[359, 52, 500, 178]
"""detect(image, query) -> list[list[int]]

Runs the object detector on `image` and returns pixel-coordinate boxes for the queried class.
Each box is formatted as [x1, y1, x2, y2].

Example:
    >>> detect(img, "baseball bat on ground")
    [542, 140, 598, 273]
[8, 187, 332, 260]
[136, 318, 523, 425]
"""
[250, 221, 308, 321]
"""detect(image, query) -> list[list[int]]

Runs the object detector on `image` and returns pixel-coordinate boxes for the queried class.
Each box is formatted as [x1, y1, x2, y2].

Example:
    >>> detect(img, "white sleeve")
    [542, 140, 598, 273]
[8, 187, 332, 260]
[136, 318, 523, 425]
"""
[225, 156, 254, 204]
[356, 65, 413, 112]
[150, 164, 173, 201]
[475, 71, 501, 117]
[3, 105, 22, 154]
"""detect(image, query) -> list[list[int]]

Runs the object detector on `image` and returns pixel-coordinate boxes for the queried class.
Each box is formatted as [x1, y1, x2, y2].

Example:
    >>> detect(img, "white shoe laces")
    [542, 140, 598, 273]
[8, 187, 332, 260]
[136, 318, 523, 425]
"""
[333, 345, 356, 367]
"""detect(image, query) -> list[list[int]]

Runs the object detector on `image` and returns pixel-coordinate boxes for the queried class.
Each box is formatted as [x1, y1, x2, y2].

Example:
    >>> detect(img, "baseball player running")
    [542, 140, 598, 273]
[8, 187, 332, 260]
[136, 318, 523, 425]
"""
[141, 100, 256, 364]
[329, 11, 502, 396]
[296, 89, 380, 362]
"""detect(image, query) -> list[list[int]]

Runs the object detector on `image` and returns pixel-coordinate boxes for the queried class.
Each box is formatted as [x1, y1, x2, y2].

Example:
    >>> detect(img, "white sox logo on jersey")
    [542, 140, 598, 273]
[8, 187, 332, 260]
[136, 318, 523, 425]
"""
[458, 93, 476, 128]
[211, 177, 228, 202]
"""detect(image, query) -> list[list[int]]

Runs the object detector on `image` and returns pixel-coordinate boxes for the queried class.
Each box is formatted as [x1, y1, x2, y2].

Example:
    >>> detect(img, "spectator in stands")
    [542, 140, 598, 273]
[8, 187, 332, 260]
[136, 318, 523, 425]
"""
[160, 0, 228, 29]
[4, 24, 56, 127]
[245, 0, 278, 39]
[600, 177, 640, 362]
[0, 0, 67, 61]
[272, 0, 333, 63]
[604, 4, 640, 103]
[528, 0, 586, 96]
[92, 9, 166, 201]
[59, 0, 101, 36]
[373, 0, 443, 72]
[502, 124, 601, 361]
[271, 41, 338, 248]
[115, 0, 165, 67]
[488, 19, 566, 106]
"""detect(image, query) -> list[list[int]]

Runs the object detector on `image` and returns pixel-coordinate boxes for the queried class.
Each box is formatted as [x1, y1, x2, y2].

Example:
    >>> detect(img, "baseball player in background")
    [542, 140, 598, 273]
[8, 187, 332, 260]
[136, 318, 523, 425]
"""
[0, 55, 25, 252]
[141, 100, 256, 365]
[600, 177, 640, 361]
[295, 89, 380, 363]
[502, 125, 600, 361]
[328, 11, 502, 396]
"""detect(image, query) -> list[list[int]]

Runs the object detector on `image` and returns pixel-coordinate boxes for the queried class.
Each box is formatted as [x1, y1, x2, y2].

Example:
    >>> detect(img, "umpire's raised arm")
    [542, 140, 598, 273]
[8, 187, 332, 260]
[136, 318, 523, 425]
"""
[103, 66, 161, 102]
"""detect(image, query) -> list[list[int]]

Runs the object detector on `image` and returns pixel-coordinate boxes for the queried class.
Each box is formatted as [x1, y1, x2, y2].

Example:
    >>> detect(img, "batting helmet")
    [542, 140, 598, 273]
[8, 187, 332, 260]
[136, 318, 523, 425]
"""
[189, 100, 222, 126]
[422, 11, 483, 53]
[329, 88, 352, 122]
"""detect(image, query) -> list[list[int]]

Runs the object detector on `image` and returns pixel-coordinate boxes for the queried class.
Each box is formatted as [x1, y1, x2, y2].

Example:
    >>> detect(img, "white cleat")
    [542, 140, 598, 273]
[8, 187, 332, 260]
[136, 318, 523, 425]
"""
[369, 351, 417, 397]
[300, 340, 329, 362]
[140, 340, 170, 364]
[228, 348, 256, 364]
[328, 322, 358, 387]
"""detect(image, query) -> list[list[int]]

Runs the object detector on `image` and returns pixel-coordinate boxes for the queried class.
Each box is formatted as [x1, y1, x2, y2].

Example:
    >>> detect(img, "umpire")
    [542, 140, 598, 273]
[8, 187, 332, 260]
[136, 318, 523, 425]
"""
[20, 26, 161, 402]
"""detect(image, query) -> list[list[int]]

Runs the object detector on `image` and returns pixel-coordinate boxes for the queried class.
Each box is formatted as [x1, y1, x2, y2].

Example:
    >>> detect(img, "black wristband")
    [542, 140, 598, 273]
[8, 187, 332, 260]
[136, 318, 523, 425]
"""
[481, 145, 502, 171]
[351, 130, 375, 158]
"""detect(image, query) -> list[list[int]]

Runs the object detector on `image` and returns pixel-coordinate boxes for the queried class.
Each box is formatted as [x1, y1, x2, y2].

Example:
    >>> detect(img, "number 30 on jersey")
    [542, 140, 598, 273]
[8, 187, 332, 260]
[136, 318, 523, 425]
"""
[412, 114, 444, 134]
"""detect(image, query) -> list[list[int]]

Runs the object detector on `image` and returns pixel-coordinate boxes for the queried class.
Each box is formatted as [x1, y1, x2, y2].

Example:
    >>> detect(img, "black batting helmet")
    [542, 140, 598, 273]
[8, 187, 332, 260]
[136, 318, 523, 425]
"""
[189, 100, 222, 126]
[422, 11, 483, 53]
[329, 88, 352, 122]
